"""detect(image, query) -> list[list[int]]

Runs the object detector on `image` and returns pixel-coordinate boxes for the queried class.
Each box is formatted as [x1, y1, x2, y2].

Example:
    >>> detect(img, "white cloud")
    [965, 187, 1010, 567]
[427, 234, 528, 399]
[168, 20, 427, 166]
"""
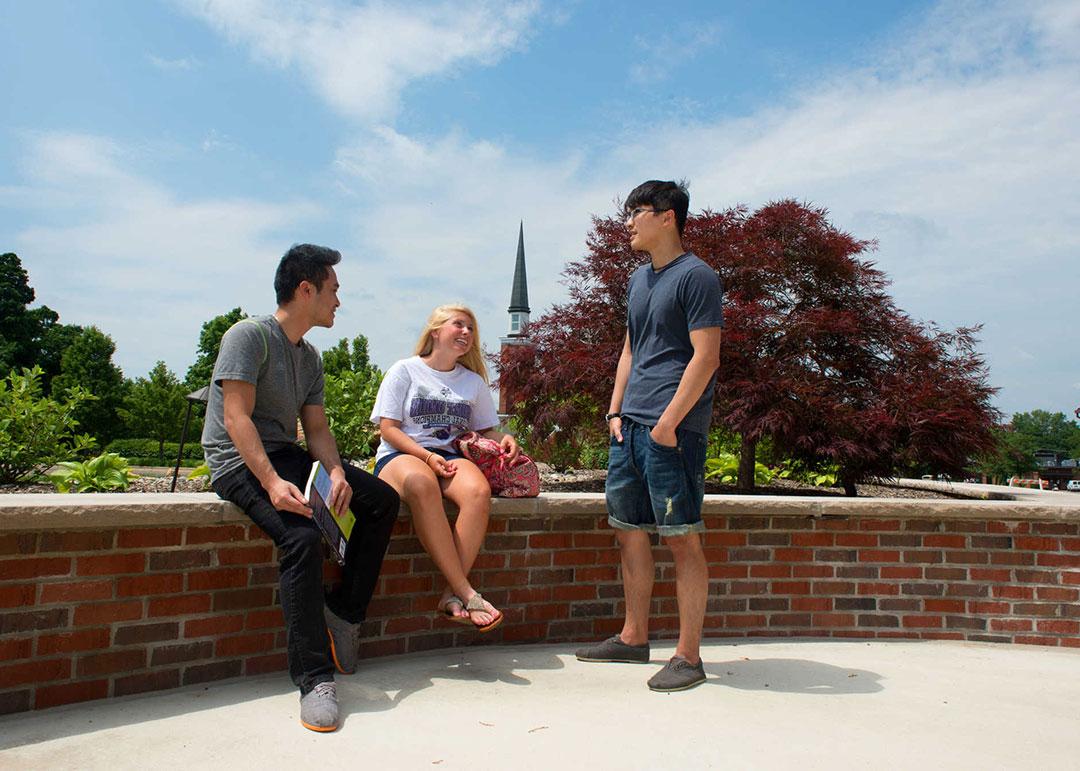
[328, 0, 1079, 415]
[176, 0, 540, 123]
[630, 22, 721, 84]
[3, 133, 320, 379]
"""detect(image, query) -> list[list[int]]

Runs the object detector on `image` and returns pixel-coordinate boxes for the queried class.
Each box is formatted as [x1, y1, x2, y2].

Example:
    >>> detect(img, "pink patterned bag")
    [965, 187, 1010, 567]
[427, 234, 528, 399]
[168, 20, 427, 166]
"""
[455, 432, 540, 498]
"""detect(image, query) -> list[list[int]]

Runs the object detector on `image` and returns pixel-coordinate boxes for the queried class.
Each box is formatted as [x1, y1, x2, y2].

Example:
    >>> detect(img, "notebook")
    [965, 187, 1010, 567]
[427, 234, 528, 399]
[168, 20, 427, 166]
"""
[304, 461, 356, 565]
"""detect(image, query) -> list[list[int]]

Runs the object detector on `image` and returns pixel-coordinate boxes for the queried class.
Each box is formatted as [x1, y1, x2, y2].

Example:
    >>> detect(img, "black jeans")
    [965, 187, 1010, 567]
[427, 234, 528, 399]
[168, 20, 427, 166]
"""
[212, 445, 399, 694]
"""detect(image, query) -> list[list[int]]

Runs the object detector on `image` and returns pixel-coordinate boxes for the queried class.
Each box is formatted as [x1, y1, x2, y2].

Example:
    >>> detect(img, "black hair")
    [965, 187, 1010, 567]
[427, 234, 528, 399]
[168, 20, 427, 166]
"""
[274, 244, 341, 305]
[624, 179, 690, 235]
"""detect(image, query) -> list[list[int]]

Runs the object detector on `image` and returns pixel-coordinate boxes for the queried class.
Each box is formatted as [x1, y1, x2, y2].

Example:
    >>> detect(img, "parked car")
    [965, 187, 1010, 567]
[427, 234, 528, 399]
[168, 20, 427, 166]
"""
[1068, 480, 1080, 492]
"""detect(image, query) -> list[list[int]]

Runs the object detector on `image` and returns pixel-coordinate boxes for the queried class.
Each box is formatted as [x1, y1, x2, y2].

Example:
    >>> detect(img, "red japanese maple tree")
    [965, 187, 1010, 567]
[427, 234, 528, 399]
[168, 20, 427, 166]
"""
[496, 200, 998, 494]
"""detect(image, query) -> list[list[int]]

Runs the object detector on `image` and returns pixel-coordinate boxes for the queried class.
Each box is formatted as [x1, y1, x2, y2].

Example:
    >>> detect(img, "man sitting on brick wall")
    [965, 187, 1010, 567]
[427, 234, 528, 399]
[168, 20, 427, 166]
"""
[201, 243, 400, 732]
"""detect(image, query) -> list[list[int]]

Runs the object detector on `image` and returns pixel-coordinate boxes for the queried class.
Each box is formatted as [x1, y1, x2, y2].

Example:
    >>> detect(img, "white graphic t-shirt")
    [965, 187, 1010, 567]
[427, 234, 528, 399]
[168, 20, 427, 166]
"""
[370, 356, 499, 463]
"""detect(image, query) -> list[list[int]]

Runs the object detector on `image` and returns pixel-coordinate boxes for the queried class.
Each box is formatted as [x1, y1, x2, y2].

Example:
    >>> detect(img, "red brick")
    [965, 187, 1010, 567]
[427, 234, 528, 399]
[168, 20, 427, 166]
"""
[382, 575, 434, 594]
[793, 565, 834, 578]
[39, 531, 115, 552]
[902, 551, 942, 564]
[552, 585, 595, 602]
[74, 600, 143, 626]
[117, 573, 185, 597]
[385, 616, 433, 635]
[148, 594, 212, 617]
[212, 588, 273, 612]
[1038, 553, 1080, 568]
[836, 534, 878, 547]
[708, 565, 748, 579]
[857, 582, 901, 595]
[113, 622, 179, 645]
[218, 545, 274, 566]
[0, 637, 32, 660]
[988, 521, 1029, 534]
[1015, 569, 1056, 584]
[1065, 572, 1080, 586]
[575, 567, 617, 582]
[703, 532, 747, 547]
[39, 579, 112, 604]
[792, 532, 834, 547]
[944, 551, 989, 564]
[992, 585, 1033, 600]
[0, 689, 31, 715]
[924, 535, 966, 548]
[881, 567, 921, 579]
[901, 615, 943, 628]
[528, 533, 571, 548]
[812, 581, 855, 595]
[1032, 523, 1077, 535]
[184, 613, 245, 638]
[148, 550, 210, 571]
[860, 550, 900, 563]
[968, 601, 1009, 614]
[185, 525, 247, 545]
[1037, 587, 1078, 602]
[972, 568, 1012, 582]
[245, 652, 288, 675]
[0, 533, 37, 556]
[989, 552, 1035, 566]
[183, 659, 242, 685]
[924, 599, 965, 613]
[77, 553, 145, 576]
[78, 649, 146, 677]
[115, 528, 182, 548]
[246, 608, 284, 630]
[573, 533, 614, 548]
[215, 632, 276, 656]
[990, 619, 1032, 632]
[1014, 536, 1058, 551]
[184, 568, 246, 591]
[0, 557, 71, 579]
[0, 658, 70, 688]
[812, 613, 855, 628]
[249, 565, 279, 586]
[553, 550, 600, 567]
[1014, 635, 1059, 646]
[37, 628, 111, 655]
[471, 553, 506, 570]
[0, 584, 36, 609]
[152, 641, 214, 666]
[1036, 620, 1080, 635]
[114, 669, 180, 697]
[35, 679, 108, 709]
[747, 564, 790, 579]
[774, 548, 813, 562]
[0, 608, 68, 633]
[771, 581, 810, 595]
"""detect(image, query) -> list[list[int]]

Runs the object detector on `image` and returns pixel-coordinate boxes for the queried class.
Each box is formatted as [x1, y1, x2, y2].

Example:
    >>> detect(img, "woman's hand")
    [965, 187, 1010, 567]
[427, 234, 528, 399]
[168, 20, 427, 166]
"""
[426, 452, 457, 478]
[499, 433, 520, 464]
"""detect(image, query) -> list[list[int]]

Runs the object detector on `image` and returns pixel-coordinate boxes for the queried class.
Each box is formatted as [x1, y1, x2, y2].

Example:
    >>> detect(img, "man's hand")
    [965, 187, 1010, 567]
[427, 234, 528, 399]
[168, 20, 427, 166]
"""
[609, 415, 624, 443]
[266, 475, 312, 517]
[328, 466, 352, 516]
[649, 423, 678, 448]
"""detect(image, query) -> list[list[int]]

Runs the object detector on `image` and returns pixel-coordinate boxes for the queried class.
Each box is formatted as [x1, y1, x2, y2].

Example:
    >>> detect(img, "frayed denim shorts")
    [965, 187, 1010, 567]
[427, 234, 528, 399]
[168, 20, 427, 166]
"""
[605, 417, 707, 537]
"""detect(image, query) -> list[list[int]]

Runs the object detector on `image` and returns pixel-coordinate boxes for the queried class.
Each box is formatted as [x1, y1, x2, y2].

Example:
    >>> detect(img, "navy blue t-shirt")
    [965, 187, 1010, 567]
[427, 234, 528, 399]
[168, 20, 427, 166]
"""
[620, 252, 724, 435]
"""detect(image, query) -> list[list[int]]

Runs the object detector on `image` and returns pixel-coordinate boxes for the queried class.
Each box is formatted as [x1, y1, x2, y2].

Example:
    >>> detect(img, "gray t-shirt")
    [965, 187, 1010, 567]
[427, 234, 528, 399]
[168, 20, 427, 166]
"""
[201, 315, 325, 482]
[620, 252, 724, 435]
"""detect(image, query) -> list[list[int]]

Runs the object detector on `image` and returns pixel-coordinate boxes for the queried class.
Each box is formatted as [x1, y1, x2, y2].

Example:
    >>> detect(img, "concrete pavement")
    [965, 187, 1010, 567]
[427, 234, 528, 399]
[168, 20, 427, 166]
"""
[2, 639, 1078, 769]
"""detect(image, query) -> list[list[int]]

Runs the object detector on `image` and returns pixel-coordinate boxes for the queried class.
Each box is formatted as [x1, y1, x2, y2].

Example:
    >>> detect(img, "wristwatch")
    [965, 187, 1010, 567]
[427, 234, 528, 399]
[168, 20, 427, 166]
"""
[604, 412, 621, 422]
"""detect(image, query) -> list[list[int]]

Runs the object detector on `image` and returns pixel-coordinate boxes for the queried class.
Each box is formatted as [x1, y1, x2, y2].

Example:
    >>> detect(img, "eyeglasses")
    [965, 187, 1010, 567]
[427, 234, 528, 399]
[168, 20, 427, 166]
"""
[625, 207, 669, 222]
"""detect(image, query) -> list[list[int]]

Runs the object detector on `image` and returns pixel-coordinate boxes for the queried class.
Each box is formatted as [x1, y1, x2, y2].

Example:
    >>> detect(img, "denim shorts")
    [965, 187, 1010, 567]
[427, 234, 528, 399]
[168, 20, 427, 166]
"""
[605, 418, 707, 537]
[373, 448, 462, 478]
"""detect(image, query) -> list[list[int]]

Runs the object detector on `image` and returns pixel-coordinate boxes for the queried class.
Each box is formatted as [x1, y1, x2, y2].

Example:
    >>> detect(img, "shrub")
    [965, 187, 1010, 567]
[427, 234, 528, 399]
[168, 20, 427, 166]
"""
[48, 452, 136, 493]
[705, 452, 775, 486]
[0, 366, 96, 484]
[105, 439, 204, 464]
[323, 368, 382, 461]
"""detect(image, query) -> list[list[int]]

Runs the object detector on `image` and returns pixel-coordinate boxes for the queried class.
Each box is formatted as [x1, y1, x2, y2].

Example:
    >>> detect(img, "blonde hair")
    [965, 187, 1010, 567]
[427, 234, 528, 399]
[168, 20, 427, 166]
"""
[413, 304, 489, 383]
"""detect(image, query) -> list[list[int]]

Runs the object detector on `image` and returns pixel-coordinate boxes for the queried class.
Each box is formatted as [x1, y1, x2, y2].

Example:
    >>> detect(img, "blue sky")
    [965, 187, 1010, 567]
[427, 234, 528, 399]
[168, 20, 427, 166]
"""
[1, 0, 1077, 418]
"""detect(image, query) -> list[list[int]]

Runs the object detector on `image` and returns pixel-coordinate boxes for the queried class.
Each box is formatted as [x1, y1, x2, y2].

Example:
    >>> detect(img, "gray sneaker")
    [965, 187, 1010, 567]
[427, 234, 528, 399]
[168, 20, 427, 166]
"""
[324, 605, 359, 675]
[299, 681, 339, 732]
[575, 635, 650, 663]
[647, 656, 706, 692]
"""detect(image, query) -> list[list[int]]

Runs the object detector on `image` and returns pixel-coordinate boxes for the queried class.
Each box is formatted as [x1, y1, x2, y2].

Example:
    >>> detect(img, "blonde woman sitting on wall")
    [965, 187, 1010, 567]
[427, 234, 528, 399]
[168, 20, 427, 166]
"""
[370, 304, 518, 632]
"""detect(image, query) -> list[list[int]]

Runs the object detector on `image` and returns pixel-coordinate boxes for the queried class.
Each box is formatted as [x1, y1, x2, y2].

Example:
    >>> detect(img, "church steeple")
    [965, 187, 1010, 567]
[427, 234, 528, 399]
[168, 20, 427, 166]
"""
[507, 220, 530, 336]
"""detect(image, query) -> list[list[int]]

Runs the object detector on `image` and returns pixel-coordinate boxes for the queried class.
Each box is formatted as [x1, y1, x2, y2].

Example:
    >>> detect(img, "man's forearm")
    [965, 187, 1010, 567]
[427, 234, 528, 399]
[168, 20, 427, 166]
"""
[655, 352, 719, 433]
[225, 414, 279, 488]
[305, 429, 344, 477]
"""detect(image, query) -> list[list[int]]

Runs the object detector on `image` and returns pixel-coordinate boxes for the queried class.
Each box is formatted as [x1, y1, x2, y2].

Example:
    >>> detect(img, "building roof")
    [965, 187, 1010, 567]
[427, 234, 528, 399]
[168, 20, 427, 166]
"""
[508, 220, 530, 314]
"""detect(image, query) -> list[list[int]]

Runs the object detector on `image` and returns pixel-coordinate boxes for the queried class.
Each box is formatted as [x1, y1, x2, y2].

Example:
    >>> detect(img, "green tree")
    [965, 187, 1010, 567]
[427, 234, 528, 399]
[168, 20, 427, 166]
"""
[186, 307, 247, 390]
[118, 361, 188, 462]
[322, 334, 376, 378]
[0, 252, 69, 380]
[50, 326, 128, 446]
[0, 366, 96, 484]
[1009, 410, 1080, 455]
[974, 425, 1036, 483]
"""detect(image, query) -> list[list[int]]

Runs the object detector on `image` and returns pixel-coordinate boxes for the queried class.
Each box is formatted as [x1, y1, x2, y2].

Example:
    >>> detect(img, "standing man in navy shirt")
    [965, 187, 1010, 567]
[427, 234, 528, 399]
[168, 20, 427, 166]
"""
[576, 180, 723, 692]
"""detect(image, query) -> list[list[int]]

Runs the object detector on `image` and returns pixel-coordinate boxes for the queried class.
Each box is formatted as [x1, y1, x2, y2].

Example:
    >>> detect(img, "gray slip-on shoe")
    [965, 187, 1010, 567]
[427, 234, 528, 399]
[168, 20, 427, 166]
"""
[324, 605, 359, 675]
[647, 656, 706, 692]
[300, 681, 339, 732]
[575, 635, 650, 663]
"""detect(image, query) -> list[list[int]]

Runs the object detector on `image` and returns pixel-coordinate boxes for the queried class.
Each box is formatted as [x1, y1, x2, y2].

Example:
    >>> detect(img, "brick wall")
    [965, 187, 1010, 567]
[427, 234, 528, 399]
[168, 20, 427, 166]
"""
[2, 496, 1079, 715]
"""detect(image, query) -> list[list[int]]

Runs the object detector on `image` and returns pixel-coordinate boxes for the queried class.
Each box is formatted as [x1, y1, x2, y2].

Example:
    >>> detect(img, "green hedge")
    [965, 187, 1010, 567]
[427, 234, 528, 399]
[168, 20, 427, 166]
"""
[105, 439, 204, 463]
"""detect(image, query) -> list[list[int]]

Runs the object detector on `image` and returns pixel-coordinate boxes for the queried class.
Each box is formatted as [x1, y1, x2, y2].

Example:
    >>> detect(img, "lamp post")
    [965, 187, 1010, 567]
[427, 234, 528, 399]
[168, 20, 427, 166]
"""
[170, 386, 209, 492]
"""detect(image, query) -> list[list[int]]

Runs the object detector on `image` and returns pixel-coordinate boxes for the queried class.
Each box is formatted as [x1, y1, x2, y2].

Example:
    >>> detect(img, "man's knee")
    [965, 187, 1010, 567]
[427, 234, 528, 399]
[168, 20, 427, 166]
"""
[280, 522, 324, 564]
[666, 532, 703, 559]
